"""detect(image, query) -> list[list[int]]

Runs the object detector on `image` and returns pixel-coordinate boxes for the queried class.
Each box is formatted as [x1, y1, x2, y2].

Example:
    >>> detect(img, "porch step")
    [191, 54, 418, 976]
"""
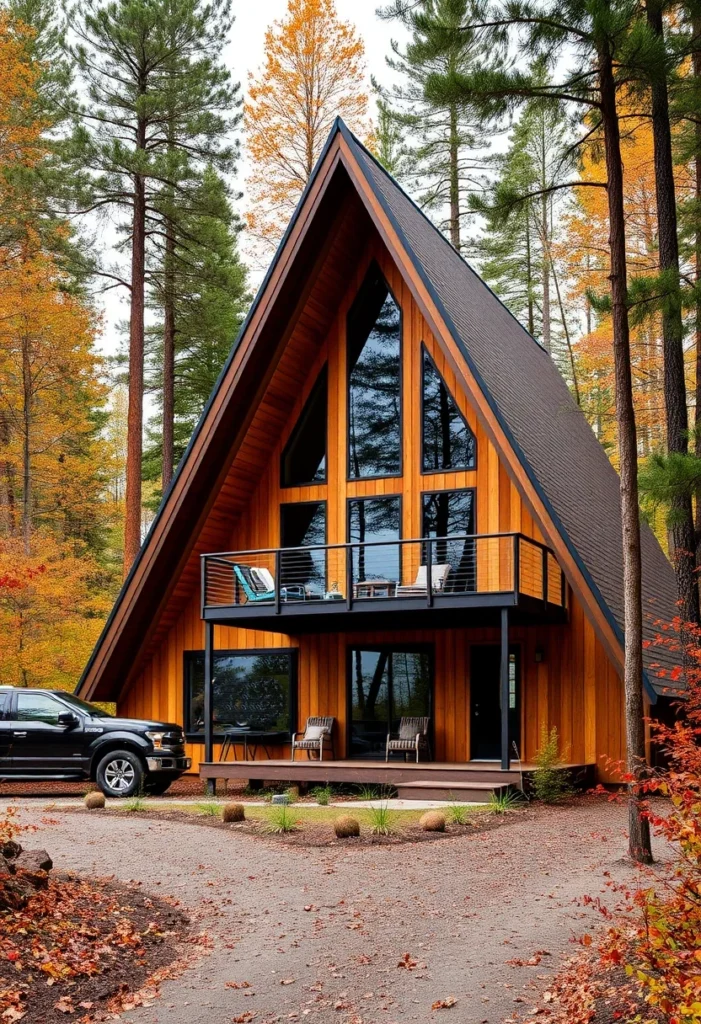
[396, 780, 516, 803]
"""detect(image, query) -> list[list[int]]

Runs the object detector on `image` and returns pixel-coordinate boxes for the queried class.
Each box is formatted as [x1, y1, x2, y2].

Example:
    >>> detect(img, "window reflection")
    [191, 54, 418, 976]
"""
[186, 651, 294, 734]
[349, 648, 431, 759]
[422, 490, 476, 592]
[347, 264, 401, 478]
[422, 347, 476, 471]
[281, 366, 327, 487]
[280, 502, 326, 592]
[348, 496, 401, 585]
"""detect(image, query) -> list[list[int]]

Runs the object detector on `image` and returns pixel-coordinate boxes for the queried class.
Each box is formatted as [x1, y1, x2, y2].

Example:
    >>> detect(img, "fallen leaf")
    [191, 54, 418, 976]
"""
[226, 981, 252, 989]
[280, 978, 295, 985]
[431, 996, 457, 1010]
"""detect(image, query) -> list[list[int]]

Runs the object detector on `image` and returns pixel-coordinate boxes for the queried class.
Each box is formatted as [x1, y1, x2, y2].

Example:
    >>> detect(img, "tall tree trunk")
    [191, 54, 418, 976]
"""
[449, 102, 461, 250]
[0, 411, 17, 536]
[647, 0, 700, 626]
[124, 162, 146, 574]
[21, 331, 31, 555]
[526, 207, 535, 336]
[541, 191, 551, 354]
[693, 16, 701, 586]
[598, 39, 653, 864]
[162, 221, 176, 489]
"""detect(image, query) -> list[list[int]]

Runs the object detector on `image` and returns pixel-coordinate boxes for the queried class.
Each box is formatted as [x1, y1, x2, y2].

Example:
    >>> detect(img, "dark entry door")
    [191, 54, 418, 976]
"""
[470, 646, 520, 761]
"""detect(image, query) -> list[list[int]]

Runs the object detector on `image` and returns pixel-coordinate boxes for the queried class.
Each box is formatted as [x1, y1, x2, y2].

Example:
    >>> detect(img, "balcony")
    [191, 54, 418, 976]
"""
[200, 533, 567, 632]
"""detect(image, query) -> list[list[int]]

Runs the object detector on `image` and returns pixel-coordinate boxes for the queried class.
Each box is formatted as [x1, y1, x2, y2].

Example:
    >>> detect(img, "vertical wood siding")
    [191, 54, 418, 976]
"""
[119, 235, 625, 780]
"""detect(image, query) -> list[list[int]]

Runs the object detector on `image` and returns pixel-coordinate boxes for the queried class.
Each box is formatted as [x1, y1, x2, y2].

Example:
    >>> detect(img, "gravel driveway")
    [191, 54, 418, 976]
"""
[14, 799, 666, 1024]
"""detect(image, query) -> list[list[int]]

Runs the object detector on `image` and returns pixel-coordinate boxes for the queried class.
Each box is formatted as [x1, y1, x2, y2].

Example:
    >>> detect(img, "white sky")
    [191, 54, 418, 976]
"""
[95, 0, 407, 358]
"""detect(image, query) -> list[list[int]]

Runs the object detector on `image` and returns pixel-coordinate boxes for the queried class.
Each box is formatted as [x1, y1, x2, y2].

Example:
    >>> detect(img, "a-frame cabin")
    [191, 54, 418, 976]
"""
[77, 119, 678, 795]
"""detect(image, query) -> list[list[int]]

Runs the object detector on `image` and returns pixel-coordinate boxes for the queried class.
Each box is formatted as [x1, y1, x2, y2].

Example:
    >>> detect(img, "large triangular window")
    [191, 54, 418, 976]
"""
[422, 346, 476, 471]
[280, 365, 327, 487]
[347, 263, 402, 479]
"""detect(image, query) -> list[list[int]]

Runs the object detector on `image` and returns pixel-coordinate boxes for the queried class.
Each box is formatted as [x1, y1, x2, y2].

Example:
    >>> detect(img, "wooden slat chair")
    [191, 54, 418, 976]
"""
[396, 564, 450, 596]
[290, 716, 335, 761]
[385, 717, 431, 762]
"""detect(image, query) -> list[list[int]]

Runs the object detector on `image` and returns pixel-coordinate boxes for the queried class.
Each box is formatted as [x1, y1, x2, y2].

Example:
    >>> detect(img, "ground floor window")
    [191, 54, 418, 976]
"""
[184, 649, 296, 737]
[347, 646, 432, 759]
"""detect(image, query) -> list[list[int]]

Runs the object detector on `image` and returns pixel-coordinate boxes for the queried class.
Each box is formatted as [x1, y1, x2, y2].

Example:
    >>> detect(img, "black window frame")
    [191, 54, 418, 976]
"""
[421, 487, 477, 593]
[280, 364, 328, 488]
[420, 344, 477, 475]
[280, 500, 328, 592]
[183, 647, 298, 742]
[346, 493, 403, 587]
[346, 261, 403, 482]
[345, 643, 434, 760]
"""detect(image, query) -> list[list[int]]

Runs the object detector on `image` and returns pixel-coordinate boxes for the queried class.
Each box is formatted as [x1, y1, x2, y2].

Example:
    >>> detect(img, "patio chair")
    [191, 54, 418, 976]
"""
[232, 564, 305, 604]
[385, 717, 431, 762]
[290, 716, 335, 761]
[395, 564, 450, 596]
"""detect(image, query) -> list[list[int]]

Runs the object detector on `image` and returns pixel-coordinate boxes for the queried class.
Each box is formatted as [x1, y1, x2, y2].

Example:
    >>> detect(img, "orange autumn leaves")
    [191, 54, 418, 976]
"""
[0, 12, 112, 689]
[245, 0, 370, 249]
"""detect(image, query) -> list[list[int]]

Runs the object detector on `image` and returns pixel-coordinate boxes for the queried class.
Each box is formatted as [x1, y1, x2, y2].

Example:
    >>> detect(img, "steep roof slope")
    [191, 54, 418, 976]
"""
[342, 124, 677, 691]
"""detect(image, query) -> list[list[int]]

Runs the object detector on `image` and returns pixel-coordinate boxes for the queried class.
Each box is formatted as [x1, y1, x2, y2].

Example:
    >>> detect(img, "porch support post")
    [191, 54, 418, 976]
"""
[500, 607, 510, 770]
[204, 620, 215, 794]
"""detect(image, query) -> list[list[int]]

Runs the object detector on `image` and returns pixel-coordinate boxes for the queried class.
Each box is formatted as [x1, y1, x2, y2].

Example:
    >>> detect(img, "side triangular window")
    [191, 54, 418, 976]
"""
[422, 346, 476, 471]
[280, 365, 327, 487]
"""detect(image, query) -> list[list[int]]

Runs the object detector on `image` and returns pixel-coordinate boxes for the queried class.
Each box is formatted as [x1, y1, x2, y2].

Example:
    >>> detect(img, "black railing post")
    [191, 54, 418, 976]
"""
[426, 536, 433, 607]
[200, 556, 206, 616]
[275, 549, 282, 614]
[204, 619, 215, 793]
[500, 607, 510, 771]
[513, 534, 520, 603]
[346, 545, 353, 611]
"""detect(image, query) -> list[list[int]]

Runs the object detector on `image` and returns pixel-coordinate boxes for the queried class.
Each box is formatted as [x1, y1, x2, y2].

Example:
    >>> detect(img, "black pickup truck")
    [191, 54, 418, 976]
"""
[0, 686, 191, 797]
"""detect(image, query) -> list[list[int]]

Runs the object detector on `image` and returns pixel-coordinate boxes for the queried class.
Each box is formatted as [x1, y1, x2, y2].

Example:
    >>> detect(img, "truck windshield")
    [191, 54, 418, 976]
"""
[59, 693, 113, 718]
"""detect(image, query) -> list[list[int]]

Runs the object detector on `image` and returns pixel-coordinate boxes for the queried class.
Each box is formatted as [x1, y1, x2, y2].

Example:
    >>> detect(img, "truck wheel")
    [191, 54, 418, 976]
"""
[145, 777, 173, 796]
[96, 750, 144, 798]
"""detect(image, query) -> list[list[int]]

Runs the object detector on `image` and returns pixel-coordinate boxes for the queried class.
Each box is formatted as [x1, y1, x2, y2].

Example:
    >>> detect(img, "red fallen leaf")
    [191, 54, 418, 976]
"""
[226, 981, 251, 989]
[54, 996, 74, 1013]
[397, 953, 419, 970]
[431, 996, 457, 1009]
[5, 951, 20, 962]
[232, 1014, 257, 1023]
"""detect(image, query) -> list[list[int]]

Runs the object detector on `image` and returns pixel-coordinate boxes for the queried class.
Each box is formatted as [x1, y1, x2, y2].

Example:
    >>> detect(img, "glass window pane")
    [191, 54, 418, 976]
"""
[390, 652, 431, 724]
[348, 264, 401, 478]
[349, 649, 390, 758]
[348, 496, 401, 585]
[281, 366, 327, 486]
[422, 347, 476, 471]
[280, 502, 326, 592]
[422, 490, 476, 593]
[187, 652, 293, 735]
[15, 692, 62, 724]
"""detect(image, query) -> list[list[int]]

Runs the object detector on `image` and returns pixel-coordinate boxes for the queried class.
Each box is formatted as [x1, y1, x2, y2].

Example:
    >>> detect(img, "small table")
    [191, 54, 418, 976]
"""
[219, 730, 287, 762]
[352, 580, 398, 599]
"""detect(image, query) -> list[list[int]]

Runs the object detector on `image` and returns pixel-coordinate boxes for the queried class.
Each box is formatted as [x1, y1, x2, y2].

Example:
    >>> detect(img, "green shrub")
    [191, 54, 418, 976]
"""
[311, 785, 333, 806]
[367, 802, 395, 836]
[124, 794, 146, 813]
[533, 727, 575, 803]
[264, 805, 299, 834]
[446, 801, 468, 825]
[489, 789, 521, 814]
[196, 801, 221, 816]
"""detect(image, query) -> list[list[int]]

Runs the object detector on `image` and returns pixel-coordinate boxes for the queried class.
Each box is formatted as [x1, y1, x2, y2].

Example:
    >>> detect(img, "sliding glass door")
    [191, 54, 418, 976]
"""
[347, 647, 432, 759]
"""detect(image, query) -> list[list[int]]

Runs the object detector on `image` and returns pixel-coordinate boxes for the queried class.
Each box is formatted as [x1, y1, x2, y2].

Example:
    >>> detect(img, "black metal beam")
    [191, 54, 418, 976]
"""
[204, 620, 215, 795]
[500, 606, 510, 770]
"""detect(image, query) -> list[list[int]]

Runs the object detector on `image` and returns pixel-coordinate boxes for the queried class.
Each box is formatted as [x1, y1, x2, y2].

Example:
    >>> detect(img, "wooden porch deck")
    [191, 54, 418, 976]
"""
[199, 759, 595, 801]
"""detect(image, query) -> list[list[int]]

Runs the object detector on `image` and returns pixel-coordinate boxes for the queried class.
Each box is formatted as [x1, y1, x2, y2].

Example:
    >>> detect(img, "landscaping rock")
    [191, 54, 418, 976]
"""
[222, 802, 245, 823]
[85, 791, 106, 810]
[271, 793, 290, 805]
[1, 840, 22, 862]
[15, 849, 53, 873]
[419, 811, 446, 832]
[334, 815, 360, 838]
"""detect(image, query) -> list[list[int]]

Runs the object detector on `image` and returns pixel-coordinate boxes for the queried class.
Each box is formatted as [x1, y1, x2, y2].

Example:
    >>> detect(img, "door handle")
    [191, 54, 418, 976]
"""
[12, 731, 27, 738]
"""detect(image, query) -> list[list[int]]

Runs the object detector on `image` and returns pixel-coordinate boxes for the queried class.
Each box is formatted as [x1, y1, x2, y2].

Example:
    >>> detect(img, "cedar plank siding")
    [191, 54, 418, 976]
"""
[118, 236, 625, 781]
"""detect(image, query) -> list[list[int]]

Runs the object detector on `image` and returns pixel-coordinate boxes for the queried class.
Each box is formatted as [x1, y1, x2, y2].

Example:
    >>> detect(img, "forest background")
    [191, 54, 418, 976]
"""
[0, 0, 695, 694]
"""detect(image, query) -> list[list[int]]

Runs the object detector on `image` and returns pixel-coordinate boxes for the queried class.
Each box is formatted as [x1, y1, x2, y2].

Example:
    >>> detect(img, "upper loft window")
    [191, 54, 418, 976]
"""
[347, 263, 402, 479]
[281, 366, 327, 487]
[422, 346, 476, 472]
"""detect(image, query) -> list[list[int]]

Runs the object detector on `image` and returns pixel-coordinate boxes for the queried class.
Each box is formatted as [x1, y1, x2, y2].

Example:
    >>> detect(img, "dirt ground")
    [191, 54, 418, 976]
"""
[11, 796, 670, 1024]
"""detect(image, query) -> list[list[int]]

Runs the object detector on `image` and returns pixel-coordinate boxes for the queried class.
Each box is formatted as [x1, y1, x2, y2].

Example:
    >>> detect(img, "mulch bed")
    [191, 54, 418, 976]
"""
[72, 804, 527, 847]
[0, 873, 193, 1023]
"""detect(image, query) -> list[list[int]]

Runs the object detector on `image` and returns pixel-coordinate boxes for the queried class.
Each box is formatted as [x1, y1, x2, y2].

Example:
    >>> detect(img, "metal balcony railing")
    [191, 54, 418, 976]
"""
[201, 533, 566, 615]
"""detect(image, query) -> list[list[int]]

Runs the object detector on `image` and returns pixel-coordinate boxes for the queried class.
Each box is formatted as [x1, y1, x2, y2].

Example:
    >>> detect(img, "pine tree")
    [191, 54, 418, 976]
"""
[379, 0, 489, 252]
[143, 168, 249, 490]
[419, 0, 653, 863]
[66, 0, 240, 572]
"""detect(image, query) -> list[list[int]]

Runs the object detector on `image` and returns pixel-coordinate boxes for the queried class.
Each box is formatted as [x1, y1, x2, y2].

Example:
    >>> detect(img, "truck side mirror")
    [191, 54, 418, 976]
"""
[58, 711, 79, 728]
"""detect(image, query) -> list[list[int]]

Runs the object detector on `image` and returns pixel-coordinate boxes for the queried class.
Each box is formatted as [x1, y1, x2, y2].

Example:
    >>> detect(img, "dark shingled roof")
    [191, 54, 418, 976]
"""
[339, 122, 678, 697]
